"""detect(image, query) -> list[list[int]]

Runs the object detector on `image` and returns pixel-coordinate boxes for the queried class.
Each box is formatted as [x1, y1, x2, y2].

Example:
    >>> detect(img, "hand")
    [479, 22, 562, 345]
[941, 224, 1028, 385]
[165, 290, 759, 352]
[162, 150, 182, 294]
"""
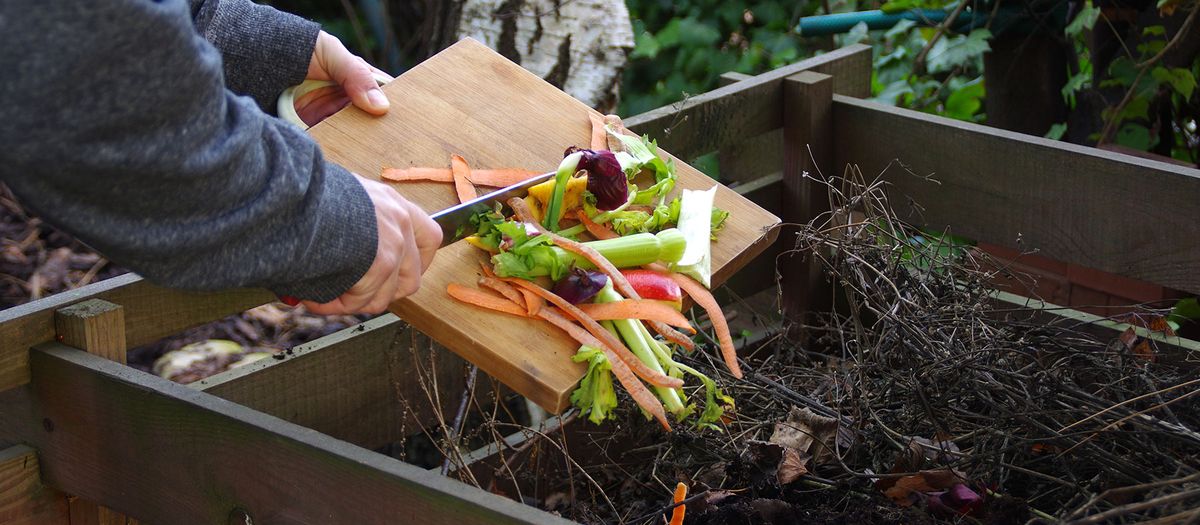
[302, 177, 442, 315]
[294, 31, 393, 127]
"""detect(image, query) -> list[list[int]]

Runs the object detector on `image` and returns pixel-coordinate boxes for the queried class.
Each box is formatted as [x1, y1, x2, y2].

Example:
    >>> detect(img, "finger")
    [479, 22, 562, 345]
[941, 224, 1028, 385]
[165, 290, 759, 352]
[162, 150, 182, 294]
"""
[404, 201, 442, 271]
[334, 56, 389, 115]
[363, 263, 404, 314]
[301, 298, 350, 316]
[395, 221, 424, 299]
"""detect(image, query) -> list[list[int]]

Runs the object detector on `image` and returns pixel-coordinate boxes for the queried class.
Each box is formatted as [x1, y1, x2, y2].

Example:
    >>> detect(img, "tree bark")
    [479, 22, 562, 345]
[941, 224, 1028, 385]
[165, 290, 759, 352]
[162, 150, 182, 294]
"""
[451, 0, 634, 111]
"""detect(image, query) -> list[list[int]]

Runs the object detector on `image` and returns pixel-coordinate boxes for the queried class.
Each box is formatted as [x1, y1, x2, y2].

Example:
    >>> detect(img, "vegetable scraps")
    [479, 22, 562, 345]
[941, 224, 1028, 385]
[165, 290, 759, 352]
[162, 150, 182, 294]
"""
[403, 112, 739, 431]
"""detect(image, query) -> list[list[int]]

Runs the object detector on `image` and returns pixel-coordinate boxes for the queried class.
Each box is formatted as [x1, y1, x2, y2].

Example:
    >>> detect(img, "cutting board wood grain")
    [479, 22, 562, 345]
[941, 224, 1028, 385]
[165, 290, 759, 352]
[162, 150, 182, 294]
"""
[308, 38, 780, 412]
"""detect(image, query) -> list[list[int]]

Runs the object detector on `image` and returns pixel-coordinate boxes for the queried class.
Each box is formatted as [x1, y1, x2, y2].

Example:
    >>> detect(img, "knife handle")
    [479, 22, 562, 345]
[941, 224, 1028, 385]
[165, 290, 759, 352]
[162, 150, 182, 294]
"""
[280, 295, 301, 307]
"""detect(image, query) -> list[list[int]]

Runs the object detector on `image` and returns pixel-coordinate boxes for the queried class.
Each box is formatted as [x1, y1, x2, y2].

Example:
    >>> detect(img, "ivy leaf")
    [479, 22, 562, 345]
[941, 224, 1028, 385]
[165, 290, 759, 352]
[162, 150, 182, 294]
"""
[677, 18, 722, 47]
[1045, 122, 1068, 140]
[1168, 298, 1200, 327]
[944, 77, 984, 121]
[632, 31, 660, 59]
[1116, 123, 1153, 150]
[1062, 70, 1090, 101]
[927, 29, 992, 73]
[841, 21, 870, 46]
[1151, 67, 1196, 99]
[1066, 4, 1099, 37]
[1143, 25, 1166, 36]
[874, 79, 915, 105]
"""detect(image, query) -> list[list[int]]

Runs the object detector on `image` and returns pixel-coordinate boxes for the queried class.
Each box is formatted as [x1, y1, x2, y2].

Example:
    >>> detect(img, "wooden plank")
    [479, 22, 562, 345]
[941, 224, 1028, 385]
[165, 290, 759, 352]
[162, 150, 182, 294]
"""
[725, 173, 784, 299]
[990, 291, 1200, 365]
[307, 38, 781, 414]
[832, 96, 1200, 295]
[625, 44, 872, 159]
[0, 274, 274, 393]
[716, 72, 782, 185]
[53, 299, 134, 525]
[780, 72, 834, 319]
[195, 315, 468, 451]
[0, 446, 68, 525]
[11, 345, 571, 525]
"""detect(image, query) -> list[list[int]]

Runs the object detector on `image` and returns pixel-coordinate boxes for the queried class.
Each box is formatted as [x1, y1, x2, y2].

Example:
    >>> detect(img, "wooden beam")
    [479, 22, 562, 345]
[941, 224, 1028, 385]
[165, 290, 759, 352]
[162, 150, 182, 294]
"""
[53, 299, 134, 525]
[13, 345, 571, 525]
[832, 96, 1200, 295]
[780, 72, 834, 319]
[0, 445, 68, 525]
[195, 315, 468, 451]
[624, 44, 871, 160]
[1, 274, 274, 393]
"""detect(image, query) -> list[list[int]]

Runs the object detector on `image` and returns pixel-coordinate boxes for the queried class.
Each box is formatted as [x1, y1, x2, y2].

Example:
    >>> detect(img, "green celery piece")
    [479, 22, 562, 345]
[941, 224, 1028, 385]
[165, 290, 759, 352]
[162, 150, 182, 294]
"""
[570, 345, 618, 424]
[491, 229, 686, 279]
[671, 186, 717, 288]
[596, 285, 687, 416]
[544, 151, 583, 231]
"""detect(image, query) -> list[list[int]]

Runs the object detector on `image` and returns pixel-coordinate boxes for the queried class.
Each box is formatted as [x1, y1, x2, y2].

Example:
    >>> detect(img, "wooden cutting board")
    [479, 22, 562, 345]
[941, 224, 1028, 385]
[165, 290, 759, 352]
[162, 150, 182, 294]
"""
[308, 38, 780, 412]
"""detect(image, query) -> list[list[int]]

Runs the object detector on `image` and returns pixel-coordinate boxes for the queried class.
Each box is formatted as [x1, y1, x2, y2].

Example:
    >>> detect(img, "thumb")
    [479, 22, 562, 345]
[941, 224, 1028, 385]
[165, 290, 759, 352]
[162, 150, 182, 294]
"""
[333, 57, 389, 115]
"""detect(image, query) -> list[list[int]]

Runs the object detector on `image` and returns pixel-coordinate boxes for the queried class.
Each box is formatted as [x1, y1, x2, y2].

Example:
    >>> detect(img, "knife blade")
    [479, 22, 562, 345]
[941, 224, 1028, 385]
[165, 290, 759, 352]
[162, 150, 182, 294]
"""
[429, 171, 556, 247]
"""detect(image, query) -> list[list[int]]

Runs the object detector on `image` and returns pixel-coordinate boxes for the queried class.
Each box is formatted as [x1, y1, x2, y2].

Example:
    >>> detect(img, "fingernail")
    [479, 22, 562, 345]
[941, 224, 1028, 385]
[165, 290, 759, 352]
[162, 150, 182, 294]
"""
[367, 89, 389, 109]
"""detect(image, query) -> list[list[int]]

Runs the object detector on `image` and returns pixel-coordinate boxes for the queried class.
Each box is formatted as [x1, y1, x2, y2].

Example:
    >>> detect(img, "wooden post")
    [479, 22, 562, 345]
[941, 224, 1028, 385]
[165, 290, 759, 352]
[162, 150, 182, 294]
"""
[53, 299, 134, 525]
[781, 71, 834, 320]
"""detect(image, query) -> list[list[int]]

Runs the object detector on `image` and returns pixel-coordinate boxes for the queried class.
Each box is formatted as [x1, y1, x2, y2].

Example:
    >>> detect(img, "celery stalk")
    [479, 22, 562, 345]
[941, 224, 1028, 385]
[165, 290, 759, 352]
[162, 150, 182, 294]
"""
[493, 229, 687, 279]
[544, 152, 583, 231]
[671, 186, 717, 288]
[596, 285, 687, 416]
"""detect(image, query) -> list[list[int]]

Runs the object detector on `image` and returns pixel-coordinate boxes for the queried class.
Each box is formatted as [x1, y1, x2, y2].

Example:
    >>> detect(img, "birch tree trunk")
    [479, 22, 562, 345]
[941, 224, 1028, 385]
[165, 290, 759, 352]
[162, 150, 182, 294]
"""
[452, 0, 635, 111]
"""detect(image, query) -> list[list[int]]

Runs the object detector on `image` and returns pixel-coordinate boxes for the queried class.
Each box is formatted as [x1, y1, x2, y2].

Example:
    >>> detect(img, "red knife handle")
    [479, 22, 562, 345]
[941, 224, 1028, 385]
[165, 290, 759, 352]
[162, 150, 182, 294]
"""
[280, 295, 300, 307]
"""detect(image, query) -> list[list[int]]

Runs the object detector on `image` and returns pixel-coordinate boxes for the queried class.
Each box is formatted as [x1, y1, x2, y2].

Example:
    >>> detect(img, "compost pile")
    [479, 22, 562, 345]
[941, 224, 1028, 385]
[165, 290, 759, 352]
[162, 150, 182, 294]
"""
[444, 167, 1200, 524]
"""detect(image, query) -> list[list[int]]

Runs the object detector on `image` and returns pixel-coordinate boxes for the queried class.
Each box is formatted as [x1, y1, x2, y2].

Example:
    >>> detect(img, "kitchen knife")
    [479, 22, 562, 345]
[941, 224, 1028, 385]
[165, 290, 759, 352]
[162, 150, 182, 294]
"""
[429, 170, 555, 247]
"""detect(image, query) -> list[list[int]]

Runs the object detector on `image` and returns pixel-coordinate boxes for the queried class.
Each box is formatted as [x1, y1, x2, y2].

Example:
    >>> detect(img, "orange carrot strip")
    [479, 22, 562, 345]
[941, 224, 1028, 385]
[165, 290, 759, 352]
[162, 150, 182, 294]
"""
[381, 167, 541, 187]
[669, 482, 688, 525]
[502, 277, 683, 390]
[478, 276, 525, 307]
[446, 283, 527, 317]
[450, 154, 477, 203]
[537, 308, 670, 430]
[519, 288, 543, 316]
[589, 112, 606, 150]
[577, 209, 619, 240]
[510, 197, 695, 351]
[468, 169, 543, 187]
[381, 167, 454, 183]
[577, 301, 694, 332]
[655, 266, 742, 379]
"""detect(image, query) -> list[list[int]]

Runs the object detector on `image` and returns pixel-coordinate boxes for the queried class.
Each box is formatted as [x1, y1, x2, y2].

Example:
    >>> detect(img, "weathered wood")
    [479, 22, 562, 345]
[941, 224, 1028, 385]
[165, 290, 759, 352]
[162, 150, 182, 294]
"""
[989, 290, 1200, 365]
[625, 44, 872, 159]
[54, 300, 126, 364]
[725, 173, 784, 299]
[780, 72, 834, 319]
[53, 299, 134, 525]
[0, 446, 68, 525]
[0, 274, 274, 393]
[716, 72, 783, 184]
[13, 345, 571, 525]
[196, 315, 468, 451]
[308, 38, 780, 414]
[832, 96, 1200, 295]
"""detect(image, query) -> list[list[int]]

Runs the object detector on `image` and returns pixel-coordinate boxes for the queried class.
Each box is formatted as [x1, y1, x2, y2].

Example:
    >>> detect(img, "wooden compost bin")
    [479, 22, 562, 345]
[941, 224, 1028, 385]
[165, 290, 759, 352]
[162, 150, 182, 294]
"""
[2, 44, 1198, 524]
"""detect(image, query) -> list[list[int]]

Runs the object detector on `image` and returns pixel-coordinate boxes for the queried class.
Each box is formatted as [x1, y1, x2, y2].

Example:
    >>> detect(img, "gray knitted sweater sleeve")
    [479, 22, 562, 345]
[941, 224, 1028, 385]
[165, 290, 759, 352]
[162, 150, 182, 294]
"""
[0, 0, 378, 302]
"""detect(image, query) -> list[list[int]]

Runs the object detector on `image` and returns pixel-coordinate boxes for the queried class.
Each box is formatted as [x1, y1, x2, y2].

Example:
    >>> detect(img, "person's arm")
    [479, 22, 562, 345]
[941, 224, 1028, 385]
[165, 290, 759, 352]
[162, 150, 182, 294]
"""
[188, 0, 318, 114]
[0, 0, 433, 308]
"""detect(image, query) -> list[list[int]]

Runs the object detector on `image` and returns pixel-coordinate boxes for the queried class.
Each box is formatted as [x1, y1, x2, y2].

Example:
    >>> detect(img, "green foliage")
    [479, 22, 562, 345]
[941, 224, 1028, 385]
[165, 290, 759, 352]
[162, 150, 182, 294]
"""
[620, 0, 823, 117]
